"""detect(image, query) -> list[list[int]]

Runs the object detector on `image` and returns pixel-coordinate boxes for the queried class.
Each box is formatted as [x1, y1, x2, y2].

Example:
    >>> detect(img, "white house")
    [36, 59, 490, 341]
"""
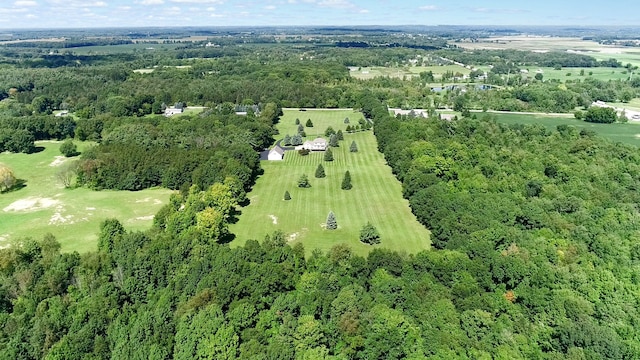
[164, 107, 183, 117]
[268, 146, 285, 161]
[300, 137, 327, 151]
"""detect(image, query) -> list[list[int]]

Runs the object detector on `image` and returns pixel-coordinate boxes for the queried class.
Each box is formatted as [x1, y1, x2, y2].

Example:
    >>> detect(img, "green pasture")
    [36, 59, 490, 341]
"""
[350, 65, 470, 80]
[523, 66, 632, 82]
[0, 141, 172, 253]
[489, 113, 640, 147]
[230, 109, 431, 256]
[608, 98, 640, 112]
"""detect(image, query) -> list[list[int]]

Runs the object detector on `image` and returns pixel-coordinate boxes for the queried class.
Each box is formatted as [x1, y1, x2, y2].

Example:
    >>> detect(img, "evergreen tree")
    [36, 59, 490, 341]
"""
[306, 119, 314, 127]
[344, 117, 350, 124]
[359, 222, 381, 244]
[341, 170, 352, 190]
[315, 164, 326, 178]
[299, 130, 306, 138]
[350, 141, 358, 153]
[295, 118, 300, 125]
[326, 211, 337, 230]
[298, 174, 311, 188]
[324, 148, 334, 162]
[291, 134, 303, 146]
[298, 124, 304, 133]
[284, 190, 291, 200]
[336, 130, 344, 141]
[283, 134, 292, 146]
[329, 134, 338, 147]
[325, 126, 336, 137]
[346, 125, 352, 133]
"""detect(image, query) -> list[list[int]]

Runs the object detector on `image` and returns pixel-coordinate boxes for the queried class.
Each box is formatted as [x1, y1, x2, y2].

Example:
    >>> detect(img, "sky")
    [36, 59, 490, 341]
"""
[1, 0, 639, 29]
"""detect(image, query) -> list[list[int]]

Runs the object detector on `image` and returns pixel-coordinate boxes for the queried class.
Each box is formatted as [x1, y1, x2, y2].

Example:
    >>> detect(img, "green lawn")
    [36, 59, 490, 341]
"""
[0, 141, 173, 252]
[350, 65, 470, 80]
[229, 109, 431, 256]
[489, 113, 640, 146]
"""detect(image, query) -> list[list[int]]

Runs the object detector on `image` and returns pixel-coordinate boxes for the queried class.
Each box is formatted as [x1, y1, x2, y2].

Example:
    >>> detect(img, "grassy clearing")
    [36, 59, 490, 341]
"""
[350, 65, 469, 80]
[230, 109, 431, 256]
[0, 141, 172, 252]
[489, 113, 640, 146]
[524, 66, 631, 82]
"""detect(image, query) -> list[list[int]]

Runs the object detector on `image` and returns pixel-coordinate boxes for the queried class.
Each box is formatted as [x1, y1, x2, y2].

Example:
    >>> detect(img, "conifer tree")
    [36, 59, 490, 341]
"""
[315, 164, 326, 178]
[341, 170, 352, 190]
[329, 134, 338, 147]
[350, 141, 358, 153]
[298, 174, 311, 188]
[284, 190, 291, 200]
[324, 148, 334, 161]
[326, 211, 337, 230]
[336, 130, 344, 141]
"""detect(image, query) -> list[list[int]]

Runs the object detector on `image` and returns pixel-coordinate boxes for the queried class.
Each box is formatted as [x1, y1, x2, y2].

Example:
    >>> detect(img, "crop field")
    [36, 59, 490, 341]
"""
[67, 43, 181, 55]
[350, 65, 470, 80]
[229, 109, 431, 256]
[0, 141, 173, 252]
[489, 113, 640, 146]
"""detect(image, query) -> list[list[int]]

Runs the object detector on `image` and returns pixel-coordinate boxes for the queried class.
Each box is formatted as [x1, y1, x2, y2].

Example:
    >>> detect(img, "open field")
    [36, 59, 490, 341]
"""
[489, 113, 640, 146]
[66, 43, 182, 55]
[350, 65, 470, 80]
[525, 66, 632, 82]
[0, 141, 173, 252]
[454, 35, 640, 68]
[229, 109, 431, 256]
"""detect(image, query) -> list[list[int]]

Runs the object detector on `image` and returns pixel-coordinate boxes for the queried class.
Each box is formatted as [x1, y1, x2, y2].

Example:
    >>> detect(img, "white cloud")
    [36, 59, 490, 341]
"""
[138, 0, 164, 4]
[419, 5, 440, 11]
[359, 9, 369, 13]
[14, 1, 37, 6]
[264, 5, 276, 10]
[171, 0, 223, 3]
[317, 0, 354, 9]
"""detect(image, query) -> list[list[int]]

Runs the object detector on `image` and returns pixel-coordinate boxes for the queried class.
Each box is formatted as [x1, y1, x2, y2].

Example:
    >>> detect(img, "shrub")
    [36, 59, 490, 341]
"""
[60, 139, 80, 157]
[360, 222, 381, 244]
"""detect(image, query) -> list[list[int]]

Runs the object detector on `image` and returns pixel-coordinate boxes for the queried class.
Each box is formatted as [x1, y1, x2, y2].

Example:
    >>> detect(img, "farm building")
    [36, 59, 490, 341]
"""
[164, 107, 183, 117]
[298, 137, 327, 151]
[268, 146, 285, 161]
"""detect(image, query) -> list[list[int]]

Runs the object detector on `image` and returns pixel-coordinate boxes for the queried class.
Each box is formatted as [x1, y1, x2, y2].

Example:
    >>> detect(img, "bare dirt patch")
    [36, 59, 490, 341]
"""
[135, 215, 155, 221]
[49, 156, 67, 167]
[3, 197, 60, 212]
[288, 232, 298, 242]
[269, 214, 278, 225]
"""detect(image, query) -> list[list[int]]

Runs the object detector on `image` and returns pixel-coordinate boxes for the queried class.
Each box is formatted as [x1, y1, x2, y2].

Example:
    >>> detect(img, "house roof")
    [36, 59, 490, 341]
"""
[313, 137, 327, 144]
[270, 146, 285, 155]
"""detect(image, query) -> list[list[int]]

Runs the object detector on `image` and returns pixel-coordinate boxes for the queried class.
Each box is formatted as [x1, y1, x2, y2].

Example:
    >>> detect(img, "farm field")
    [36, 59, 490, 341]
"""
[525, 66, 632, 81]
[489, 113, 640, 146]
[229, 109, 431, 256]
[0, 141, 173, 253]
[67, 42, 181, 55]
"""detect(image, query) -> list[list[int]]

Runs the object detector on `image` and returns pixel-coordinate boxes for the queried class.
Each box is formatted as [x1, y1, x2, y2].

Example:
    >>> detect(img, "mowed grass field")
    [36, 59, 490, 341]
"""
[350, 65, 470, 80]
[229, 109, 431, 256]
[0, 141, 173, 253]
[490, 113, 640, 146]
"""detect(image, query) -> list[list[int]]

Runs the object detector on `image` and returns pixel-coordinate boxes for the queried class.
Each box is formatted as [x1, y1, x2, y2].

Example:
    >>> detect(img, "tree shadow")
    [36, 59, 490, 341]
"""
[30, 146, 46, 154]
[1, 179, 27, 194]
[218, 233, 236, 244]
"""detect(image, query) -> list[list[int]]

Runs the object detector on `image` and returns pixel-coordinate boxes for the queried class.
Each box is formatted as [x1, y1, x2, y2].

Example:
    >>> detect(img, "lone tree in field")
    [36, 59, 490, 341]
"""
[284, 190, 291, 200]
[344, 117, 350, 124]
[295, 118, 300, 125]
[341, 170, 352, 190]
[329, 134, 338, 147]
[315, 164, 326, 178]
[336, 130, 344, 141]
[297, 124, 304, 133]
[60, 139, 79, 157]
[305, 119, 314, 127]
[324, 126, 336, 137]
[350, 140, 358, 152]
[326, 211, 337, 230]
[360, 222, 381, 244]
[298, 174, 311, 188]
[0, 164, 17, 192]
[324, 148, 334, 162]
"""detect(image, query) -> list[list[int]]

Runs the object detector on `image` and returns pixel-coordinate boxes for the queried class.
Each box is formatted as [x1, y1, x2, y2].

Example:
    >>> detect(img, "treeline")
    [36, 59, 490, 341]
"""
[370, 98, 640, 358]
[436, 49, 615, 68]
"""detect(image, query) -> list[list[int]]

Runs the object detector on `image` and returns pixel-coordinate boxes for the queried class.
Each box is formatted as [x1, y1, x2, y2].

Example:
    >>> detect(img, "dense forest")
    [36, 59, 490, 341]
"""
[3, 29, 640, 359]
